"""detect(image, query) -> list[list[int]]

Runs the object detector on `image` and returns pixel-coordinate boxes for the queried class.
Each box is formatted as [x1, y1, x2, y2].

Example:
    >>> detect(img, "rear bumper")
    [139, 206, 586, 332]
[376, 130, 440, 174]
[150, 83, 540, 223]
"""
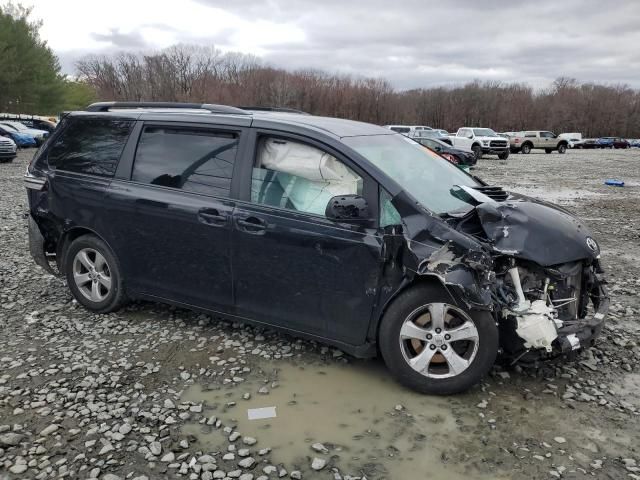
[28, 215, 59, 276]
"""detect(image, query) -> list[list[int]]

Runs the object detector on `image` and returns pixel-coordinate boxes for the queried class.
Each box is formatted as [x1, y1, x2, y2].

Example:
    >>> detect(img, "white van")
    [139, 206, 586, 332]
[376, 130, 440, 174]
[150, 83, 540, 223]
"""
[559, 132, 583, 148]
[383, 125, 432, 137]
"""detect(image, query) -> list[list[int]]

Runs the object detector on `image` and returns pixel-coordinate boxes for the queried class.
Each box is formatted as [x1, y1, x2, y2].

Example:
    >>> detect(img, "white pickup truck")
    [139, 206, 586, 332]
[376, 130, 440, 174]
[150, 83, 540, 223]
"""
[449, 127, 510, 160]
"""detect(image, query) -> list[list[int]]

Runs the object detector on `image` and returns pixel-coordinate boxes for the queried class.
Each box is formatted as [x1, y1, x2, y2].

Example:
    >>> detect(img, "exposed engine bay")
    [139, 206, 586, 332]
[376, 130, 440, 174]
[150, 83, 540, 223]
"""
[491, 257, 607, 363]
[387, 182, 609, 365]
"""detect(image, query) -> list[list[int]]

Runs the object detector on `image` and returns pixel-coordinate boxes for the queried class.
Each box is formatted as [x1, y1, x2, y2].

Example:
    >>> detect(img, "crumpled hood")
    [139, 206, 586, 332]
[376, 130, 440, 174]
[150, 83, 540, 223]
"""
[475, 197, 600, 266]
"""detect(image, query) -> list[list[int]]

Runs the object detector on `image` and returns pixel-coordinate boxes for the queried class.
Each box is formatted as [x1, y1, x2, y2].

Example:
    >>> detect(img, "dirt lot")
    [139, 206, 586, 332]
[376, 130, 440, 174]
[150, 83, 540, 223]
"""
[1, 148, 639, 480]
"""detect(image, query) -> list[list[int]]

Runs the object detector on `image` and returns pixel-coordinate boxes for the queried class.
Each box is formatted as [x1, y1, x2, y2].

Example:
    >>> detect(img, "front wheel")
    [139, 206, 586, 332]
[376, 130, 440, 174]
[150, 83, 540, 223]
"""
[498, 151, 509, 160]
[545, 149, 553, 154]
[379, 285, 498, 395]
[471, 145, 483, 160]
[65, 235, 127, 313]
[558, 144, 567, 154]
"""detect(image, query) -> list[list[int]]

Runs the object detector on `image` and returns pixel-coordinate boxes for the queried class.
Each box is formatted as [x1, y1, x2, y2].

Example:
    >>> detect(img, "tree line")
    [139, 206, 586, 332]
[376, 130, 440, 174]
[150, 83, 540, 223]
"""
[0, 3, 95, 114]
[77, 46, 640, 137]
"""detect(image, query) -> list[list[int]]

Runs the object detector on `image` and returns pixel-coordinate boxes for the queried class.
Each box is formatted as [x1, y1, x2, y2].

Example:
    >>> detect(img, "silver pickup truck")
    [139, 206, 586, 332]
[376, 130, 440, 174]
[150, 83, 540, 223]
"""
[509, 131, 569, 154]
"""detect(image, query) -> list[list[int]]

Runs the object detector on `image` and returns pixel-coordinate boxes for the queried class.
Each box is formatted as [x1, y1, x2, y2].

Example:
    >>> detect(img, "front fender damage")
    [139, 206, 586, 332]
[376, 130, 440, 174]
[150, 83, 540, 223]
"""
[377, 189, 608, 365]
[382, 190, 495, 312]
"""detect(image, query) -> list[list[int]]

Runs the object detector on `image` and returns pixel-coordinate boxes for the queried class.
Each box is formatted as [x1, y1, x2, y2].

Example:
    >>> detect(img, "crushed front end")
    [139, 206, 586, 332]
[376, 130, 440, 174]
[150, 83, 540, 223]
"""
[492, 257, 608, 363]
[447, 189, 610, 364]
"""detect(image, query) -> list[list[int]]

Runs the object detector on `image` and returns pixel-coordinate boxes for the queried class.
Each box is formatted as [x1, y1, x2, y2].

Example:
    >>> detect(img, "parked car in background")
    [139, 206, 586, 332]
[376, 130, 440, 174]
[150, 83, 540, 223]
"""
[413, 129, 453, 146]
[449, 127, 510, 160]
[24, 101, 608, 395]
[383, 125, 433, 138]
[0, 135, 18, 162]
[435, 129, 449, 136]
[579, 139, 600, 149]
[509, 131, 568, 154]
[414, 137, 477, 167]
[629, 139, 640, 148]
[0, 124, 38, 148]
[0, 115, 57, 133]
[596, 137, 630, 149]
[0, 121, 48, 146]
[558, 133, 583, 149]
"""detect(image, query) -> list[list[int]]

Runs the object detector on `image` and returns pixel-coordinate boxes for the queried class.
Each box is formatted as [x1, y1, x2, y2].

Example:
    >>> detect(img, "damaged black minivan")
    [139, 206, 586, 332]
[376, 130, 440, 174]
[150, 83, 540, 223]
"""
[25, 102, 609, 394]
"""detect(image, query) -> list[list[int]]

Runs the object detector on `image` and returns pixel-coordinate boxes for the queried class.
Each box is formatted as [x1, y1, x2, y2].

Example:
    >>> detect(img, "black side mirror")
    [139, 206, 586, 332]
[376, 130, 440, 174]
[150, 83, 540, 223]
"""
[325, 195, 371, 223]
[435, 146, 442, 152]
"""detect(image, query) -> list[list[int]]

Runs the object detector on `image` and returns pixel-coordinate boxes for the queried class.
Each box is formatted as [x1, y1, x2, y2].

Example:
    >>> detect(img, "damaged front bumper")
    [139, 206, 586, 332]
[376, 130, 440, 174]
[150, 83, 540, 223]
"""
[555, 282, 609, 354]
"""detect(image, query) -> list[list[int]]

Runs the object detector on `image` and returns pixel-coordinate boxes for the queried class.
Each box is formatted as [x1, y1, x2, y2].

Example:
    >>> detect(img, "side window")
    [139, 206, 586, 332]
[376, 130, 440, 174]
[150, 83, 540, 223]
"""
[525, 132, 536, 137]
[132, 126, 239, 197]
[380, 188, 401, 228]
[251, 137, 363, 216]
[48, 117, 133, 177]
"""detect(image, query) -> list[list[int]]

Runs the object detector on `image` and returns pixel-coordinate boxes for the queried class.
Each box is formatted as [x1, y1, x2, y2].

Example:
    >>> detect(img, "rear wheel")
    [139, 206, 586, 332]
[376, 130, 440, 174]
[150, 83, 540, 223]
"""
[471, 145, 483, 160]
[379, 285, 498, 395]
[65, 235, 127, 313]
[521, 143, 532, 154]
[558, 144, 567, 154]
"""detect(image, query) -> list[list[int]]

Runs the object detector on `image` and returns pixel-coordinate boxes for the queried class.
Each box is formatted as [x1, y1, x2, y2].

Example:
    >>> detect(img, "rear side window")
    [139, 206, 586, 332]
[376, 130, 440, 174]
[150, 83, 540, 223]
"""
[48, 117, 133, 177]
[132, 126, 238, 197]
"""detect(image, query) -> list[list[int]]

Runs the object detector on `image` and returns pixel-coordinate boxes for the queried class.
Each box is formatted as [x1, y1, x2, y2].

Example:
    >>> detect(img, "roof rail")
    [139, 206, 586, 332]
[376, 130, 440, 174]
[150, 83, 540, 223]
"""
[237, 106, 309, 115]
[85, 102, 250, 115]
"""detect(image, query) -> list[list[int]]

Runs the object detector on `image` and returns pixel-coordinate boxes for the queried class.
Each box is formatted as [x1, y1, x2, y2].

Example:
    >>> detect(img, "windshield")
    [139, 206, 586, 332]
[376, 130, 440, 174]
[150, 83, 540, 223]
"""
[0, 123, 19, 132]
[472, 128, 497, 137]
[343, 134, 480, 214]
[2, 122, 27, 131]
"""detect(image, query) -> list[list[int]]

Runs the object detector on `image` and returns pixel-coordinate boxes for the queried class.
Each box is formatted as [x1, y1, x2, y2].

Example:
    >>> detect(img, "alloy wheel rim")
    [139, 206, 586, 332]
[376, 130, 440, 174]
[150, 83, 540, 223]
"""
[399, 303, 479, 379]
[72, 248, 112, 302]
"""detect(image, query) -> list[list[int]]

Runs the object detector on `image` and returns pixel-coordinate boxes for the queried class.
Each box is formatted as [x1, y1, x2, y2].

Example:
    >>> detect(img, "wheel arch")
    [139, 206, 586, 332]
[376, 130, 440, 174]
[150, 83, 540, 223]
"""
[57, 226, 117, 273]
[368, 275, 469, 344]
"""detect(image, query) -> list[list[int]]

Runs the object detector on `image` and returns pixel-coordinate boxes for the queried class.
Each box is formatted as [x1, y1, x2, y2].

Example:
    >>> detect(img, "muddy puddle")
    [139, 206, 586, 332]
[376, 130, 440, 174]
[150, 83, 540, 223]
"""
[182, 360, 509, 479]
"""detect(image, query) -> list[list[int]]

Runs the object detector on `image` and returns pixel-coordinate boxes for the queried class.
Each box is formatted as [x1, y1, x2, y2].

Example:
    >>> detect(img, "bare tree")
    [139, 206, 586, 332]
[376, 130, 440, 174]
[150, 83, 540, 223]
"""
[76, 47, 640, 137]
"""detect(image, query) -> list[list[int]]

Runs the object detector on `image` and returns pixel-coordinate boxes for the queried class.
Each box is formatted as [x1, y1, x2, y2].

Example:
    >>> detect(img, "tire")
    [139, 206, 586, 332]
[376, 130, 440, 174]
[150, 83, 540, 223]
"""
[558, 144, 567, 154]
[471, 145, 483, 160]
[64, 234, 127, 313]
[378, 284, 498, 395]
[498, 151, 509, 160]
[521, 143, 532, 154]
[545, 149, 553, 154]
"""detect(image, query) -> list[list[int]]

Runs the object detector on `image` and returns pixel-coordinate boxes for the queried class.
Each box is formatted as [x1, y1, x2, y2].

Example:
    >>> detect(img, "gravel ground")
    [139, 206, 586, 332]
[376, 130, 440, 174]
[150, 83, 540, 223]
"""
[1, 148, 639, 480]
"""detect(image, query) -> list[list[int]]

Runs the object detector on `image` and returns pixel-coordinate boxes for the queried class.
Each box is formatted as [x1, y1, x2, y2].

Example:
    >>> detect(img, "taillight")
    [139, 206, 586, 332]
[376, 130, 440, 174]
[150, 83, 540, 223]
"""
[442, 153, 459, 164]
[515, 138, 520, 143]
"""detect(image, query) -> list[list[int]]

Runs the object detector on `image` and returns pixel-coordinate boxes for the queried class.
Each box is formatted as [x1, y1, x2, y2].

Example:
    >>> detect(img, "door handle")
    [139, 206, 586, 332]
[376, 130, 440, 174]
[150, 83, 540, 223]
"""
[198, 208, 228, 226]
[236, 216, 267, 234]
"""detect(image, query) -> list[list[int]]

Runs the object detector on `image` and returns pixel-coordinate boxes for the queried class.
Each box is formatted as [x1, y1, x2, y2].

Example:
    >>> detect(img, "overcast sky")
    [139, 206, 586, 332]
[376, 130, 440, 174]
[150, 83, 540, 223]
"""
[8, 0, 640, 89]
